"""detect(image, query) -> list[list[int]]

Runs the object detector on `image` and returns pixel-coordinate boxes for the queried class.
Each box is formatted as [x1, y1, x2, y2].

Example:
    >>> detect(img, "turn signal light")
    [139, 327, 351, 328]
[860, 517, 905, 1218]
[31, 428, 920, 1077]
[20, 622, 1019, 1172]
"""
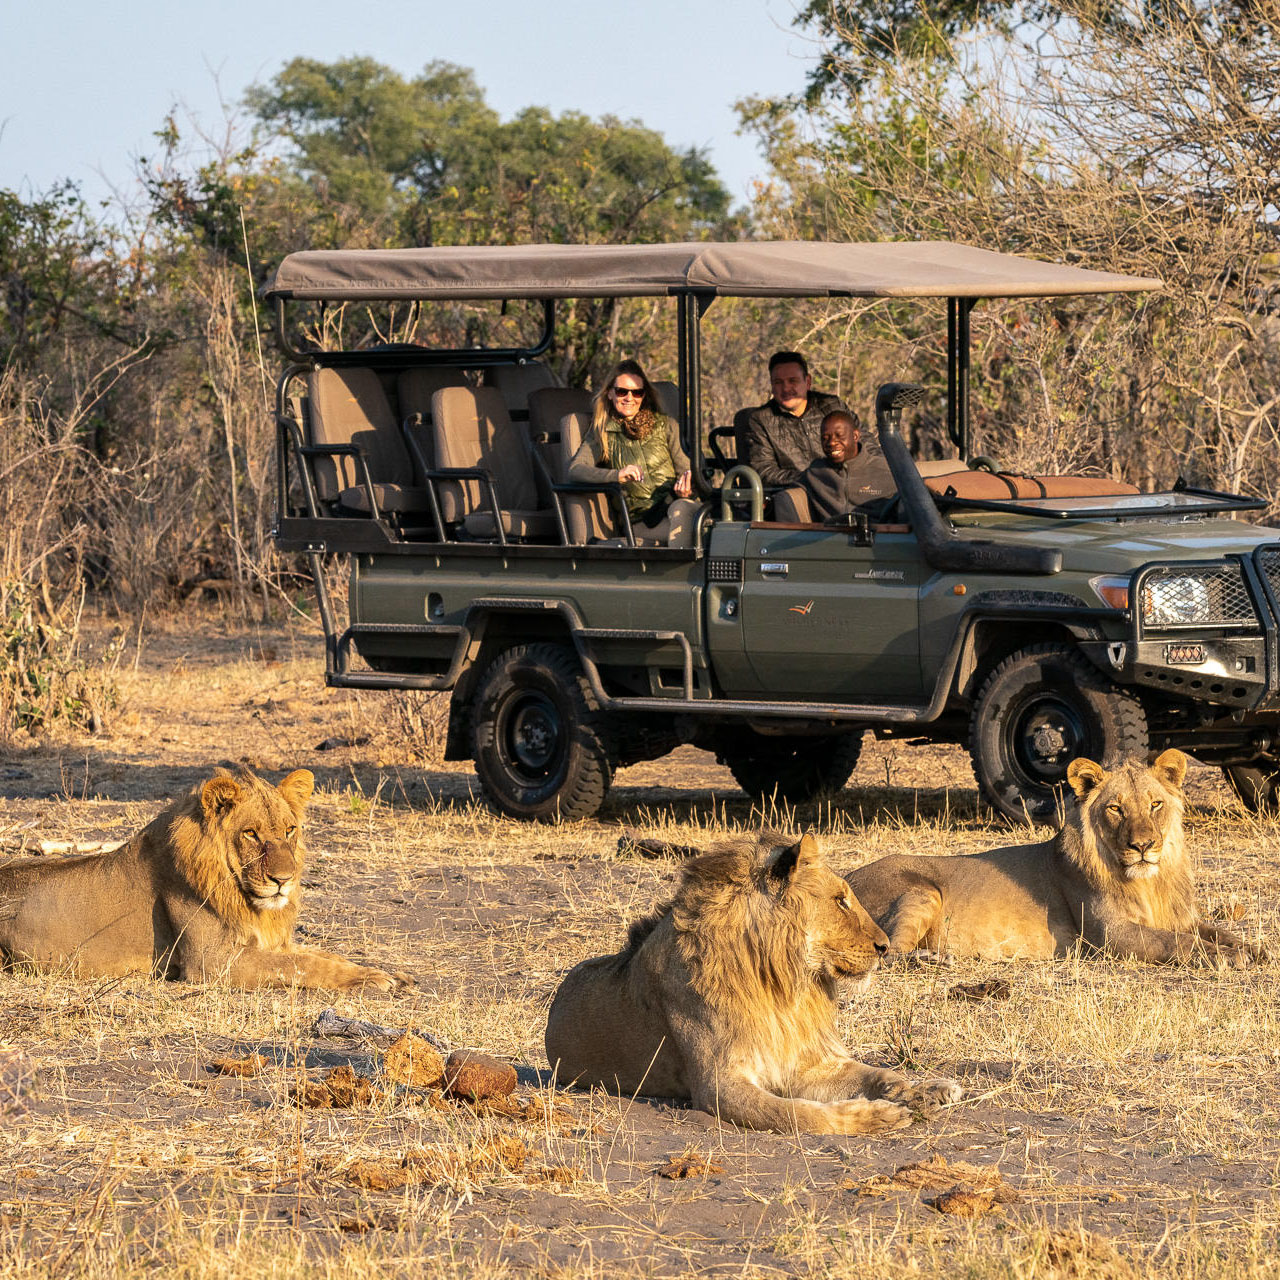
[1091, 576, 1131, 610]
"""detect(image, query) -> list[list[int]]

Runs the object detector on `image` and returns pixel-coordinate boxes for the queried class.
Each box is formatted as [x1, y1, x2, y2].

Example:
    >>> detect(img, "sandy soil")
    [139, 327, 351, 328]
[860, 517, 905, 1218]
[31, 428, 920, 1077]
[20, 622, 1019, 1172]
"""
[0, 616, 1276, 1278]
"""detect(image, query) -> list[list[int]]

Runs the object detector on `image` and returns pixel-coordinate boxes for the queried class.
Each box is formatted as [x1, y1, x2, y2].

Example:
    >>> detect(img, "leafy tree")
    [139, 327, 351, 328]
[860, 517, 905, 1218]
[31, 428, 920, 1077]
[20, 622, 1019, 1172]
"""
[793, 0, 1280, 98]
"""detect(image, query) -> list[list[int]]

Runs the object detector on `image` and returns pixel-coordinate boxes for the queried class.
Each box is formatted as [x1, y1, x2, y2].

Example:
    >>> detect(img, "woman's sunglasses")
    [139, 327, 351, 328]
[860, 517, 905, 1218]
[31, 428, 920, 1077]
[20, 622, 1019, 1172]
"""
[612, 386, 644, 399]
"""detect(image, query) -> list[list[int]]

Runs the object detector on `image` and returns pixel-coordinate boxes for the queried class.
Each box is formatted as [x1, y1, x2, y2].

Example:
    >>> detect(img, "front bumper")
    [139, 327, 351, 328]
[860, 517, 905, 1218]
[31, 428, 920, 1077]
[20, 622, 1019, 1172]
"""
[1114, 545, 1280, 711]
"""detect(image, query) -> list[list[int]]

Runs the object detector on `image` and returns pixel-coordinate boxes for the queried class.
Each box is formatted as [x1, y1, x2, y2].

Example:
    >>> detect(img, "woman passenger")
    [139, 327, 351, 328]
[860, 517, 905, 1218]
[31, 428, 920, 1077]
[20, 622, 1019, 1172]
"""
[568, 359, 698, 545]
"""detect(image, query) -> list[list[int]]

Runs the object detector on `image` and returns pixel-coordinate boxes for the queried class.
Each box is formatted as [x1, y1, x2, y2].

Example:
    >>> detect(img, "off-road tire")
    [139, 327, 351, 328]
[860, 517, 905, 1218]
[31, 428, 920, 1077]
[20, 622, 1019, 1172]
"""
[969, 643, 1148, 823]
[719, 730, 863, 806]
[1222, 762, 1280, 814]
[471, 643, 612, 822]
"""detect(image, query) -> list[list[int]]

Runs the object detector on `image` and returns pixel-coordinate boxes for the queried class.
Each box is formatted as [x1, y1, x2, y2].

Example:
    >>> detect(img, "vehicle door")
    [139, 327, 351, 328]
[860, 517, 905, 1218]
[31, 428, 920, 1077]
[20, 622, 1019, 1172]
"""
[731, 525, 924, 699]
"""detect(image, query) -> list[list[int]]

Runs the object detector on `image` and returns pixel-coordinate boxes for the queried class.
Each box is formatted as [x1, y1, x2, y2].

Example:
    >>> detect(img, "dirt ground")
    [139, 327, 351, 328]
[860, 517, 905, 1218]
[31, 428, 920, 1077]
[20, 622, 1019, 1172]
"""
[1, 615, 1278, 1278]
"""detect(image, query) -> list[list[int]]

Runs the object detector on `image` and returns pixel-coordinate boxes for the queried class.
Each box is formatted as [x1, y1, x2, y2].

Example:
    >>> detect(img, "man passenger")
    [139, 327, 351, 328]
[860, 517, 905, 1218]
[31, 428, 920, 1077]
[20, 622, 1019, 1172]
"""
[734, 351, 854, 487]
[792, 410, 896, 522]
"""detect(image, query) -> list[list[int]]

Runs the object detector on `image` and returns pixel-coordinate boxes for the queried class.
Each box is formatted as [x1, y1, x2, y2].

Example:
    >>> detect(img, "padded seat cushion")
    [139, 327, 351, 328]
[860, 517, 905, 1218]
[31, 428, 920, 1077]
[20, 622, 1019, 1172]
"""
[924, 470, 1140, 501]
[462, 509, 557, 539]
[339, 483, 435, 515]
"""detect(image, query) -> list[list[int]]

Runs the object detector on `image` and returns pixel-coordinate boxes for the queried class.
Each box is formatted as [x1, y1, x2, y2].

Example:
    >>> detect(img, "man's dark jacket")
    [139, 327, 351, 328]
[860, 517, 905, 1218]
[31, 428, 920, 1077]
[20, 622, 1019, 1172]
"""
[734, 390, 853, 487]
[799, 448, 897, 521]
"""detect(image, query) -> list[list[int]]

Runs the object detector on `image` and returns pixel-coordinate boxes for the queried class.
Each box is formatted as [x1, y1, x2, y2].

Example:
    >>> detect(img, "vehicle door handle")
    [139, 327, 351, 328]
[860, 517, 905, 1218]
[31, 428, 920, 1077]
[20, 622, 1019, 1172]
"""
[759, 562, 789, 577]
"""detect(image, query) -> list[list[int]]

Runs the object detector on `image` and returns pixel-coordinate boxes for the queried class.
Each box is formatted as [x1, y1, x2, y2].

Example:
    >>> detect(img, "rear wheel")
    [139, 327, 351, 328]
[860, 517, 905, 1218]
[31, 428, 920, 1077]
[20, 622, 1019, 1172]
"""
[969, 644, 1148, 823]
[471, 643, 612, 822]
[1222, 762, 1280, 814]
[718, 730, 863, 805]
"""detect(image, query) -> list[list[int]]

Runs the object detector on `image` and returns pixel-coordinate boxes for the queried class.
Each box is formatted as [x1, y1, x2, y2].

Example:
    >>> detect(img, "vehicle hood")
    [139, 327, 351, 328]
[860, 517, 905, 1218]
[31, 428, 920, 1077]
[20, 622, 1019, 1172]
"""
[947, 513, 1280, 575]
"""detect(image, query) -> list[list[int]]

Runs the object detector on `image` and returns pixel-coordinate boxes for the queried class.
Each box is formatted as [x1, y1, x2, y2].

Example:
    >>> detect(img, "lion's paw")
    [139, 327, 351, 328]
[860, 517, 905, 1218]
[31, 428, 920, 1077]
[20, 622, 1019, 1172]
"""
[346, 966, 413, 993]
[880, 1077, 963, 1114]
[832, 1097, 913, 1135]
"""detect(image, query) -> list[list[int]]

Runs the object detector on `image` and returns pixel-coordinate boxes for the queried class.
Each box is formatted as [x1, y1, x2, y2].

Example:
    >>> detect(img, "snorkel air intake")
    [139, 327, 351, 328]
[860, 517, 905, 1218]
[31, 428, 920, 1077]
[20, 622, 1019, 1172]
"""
[876, 383, 1062, 576]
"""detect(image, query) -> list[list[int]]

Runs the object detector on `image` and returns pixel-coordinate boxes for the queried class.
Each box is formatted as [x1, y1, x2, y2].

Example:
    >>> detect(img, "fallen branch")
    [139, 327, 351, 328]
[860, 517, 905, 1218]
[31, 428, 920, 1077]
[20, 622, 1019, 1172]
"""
[310, 1007, 448, 1052]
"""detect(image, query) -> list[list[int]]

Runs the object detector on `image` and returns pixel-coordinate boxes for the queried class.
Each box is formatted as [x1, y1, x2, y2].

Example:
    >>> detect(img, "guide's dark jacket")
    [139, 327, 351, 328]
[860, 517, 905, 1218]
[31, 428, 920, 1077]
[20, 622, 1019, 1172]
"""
[799, 448, 897, 521]
[734, 390, 852, 487]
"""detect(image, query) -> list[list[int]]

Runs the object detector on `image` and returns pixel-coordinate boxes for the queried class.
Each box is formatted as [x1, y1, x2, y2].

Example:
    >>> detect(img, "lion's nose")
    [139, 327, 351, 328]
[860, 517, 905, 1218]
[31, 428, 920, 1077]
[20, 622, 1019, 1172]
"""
[1128, 837, 1155, 855]
[874, 939, 889, 956]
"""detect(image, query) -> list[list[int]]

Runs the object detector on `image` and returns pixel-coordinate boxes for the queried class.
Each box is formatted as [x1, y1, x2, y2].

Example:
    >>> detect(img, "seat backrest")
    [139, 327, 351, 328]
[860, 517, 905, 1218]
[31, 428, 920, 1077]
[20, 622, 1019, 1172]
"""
[558, 411, 613, 544]
[651, 380, 679, 419]
[432, 385, 540, 515]
[307, 367, 410, 501]
[528, 387, 593, 502]
[397, 366, 471, 477]
[487, 362, 559, 419]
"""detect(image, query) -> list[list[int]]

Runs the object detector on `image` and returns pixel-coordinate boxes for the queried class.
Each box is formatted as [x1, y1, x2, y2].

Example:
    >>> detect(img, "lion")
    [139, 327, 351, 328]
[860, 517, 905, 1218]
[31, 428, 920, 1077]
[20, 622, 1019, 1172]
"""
[544, 832, 963, 1135]
[0, 767, 408, 991]
[845, 749, 1261, 966]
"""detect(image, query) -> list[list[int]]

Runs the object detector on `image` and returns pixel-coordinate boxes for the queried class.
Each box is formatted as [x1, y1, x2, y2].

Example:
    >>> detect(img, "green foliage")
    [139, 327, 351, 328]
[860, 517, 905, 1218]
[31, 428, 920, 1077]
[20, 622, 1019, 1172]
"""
[792, 0, 1279, 99]
[245, 57, 736, 249]
[0, 184, 133, 362]
[0, 582, 120, 736]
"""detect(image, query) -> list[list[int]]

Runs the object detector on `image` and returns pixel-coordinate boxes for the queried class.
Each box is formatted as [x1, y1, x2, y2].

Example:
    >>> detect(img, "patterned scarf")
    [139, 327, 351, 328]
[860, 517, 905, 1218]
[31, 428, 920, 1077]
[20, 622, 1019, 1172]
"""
[614, 406, 657, 441]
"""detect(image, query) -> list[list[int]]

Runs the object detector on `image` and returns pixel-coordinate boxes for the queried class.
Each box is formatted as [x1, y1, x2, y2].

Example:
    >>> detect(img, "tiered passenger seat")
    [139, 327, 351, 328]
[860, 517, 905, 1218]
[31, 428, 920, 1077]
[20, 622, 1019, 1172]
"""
[429, 386, 556, 541]
[305, 367, 431, 518]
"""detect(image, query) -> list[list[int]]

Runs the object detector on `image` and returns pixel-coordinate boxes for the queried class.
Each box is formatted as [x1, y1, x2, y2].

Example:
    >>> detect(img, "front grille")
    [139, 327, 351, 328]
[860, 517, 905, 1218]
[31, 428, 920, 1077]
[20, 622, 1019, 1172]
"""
[1256, 546, 1280, 606]
[1140, 564, 1257, 630]
[707, 558, 743, 583]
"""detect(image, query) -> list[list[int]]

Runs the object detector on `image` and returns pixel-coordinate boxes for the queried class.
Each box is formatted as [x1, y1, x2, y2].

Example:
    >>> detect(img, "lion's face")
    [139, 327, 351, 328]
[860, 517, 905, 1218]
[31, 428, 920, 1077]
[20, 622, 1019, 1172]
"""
[772, 837, 889, 993]
[1067, 749, 1186, 882]
[200, 769, 314, 911]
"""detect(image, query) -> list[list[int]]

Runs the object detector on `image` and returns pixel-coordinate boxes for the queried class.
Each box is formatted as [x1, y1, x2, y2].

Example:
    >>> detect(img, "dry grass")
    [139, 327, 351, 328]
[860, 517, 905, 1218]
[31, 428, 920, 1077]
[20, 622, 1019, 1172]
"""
[0, 615, 1278, 1276]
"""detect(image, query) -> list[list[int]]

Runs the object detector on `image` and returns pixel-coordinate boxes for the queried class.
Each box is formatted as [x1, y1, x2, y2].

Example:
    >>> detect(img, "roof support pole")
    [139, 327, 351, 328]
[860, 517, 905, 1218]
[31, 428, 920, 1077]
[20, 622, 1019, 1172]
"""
[947, 297, 974, 460]
[681, 291, 714, 497]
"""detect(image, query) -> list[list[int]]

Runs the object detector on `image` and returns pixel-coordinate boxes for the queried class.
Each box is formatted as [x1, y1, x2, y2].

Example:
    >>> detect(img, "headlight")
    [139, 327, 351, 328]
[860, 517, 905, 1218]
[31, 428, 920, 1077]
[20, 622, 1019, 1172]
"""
[1143, 575, 1211, 627]
[1139, 566, 1256, 629]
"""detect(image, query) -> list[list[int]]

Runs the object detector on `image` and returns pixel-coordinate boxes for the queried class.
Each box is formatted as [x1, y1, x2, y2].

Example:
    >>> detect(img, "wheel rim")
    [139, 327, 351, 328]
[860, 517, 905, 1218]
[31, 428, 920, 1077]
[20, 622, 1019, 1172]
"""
[1008, 693, 1089, 791]
[496, 690, 566, 785]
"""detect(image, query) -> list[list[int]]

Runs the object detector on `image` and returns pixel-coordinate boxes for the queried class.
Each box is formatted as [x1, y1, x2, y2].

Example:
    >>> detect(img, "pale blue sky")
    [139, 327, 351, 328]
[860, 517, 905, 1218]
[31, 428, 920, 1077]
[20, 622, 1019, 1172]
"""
[2, 0, 818, 215]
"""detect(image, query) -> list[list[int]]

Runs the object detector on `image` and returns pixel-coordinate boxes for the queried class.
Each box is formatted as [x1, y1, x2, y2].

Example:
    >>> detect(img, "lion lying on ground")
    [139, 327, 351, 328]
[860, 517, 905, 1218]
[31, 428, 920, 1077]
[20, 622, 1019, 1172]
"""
[845, 749, 1260, 966]
[0, 768, 407, 990]
[545, 832, 962, 1135]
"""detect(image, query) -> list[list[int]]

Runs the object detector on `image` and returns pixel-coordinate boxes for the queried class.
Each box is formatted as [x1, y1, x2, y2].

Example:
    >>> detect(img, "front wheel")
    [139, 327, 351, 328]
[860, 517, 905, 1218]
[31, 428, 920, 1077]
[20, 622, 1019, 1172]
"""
[1222, 762, 1280, 814]
[718, 730, 863, 805]
[969, 644, 1148, 823]
[471, 643, 612, 822]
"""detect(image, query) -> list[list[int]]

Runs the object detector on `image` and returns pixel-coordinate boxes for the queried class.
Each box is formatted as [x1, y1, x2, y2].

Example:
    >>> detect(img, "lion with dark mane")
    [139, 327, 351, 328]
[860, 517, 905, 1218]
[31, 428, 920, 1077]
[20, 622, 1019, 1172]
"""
[545, 832, 961, 1135]
[0, 768, 407, 990]
[846, 749, 1260, 966]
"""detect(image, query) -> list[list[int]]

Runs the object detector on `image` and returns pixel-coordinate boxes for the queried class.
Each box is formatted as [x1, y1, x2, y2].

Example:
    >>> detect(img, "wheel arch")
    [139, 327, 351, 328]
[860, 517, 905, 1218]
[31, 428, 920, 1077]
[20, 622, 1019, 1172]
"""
[952, 615, 1103, 706]
[444, 607, 579, 762]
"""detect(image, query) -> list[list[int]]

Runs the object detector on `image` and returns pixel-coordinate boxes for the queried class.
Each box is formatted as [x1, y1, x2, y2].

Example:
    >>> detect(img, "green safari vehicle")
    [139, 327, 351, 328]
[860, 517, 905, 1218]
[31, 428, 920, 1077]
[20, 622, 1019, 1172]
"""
[264, 240, 1280, 822]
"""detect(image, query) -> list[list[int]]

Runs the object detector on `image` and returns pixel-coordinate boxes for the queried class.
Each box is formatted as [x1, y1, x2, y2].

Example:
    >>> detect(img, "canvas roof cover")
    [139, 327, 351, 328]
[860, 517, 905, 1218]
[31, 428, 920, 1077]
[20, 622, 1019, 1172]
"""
[263, 240, 1162, 302]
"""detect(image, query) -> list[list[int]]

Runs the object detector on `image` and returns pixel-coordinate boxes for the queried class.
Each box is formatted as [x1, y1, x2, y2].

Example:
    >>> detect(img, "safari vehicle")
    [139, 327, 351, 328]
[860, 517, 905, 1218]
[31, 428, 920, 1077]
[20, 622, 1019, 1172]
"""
[265, 240, 1280, 822]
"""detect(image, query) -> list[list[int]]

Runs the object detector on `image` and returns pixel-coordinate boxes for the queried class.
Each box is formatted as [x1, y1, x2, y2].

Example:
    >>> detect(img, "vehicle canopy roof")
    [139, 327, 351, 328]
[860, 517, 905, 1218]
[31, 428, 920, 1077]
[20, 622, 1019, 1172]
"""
[263, 240, 1162, 303]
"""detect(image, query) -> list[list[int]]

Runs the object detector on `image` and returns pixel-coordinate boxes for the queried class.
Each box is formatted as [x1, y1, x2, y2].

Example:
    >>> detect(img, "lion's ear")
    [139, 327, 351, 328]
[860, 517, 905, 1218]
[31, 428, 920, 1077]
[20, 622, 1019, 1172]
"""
[768, 835, 814, 883]
[1152, 748, 1188, 792]
[796, 832, 821, 866]
[1067, 758, 1107, 799]
[278, 769, 315, 816]
[201, 776, 241, 819]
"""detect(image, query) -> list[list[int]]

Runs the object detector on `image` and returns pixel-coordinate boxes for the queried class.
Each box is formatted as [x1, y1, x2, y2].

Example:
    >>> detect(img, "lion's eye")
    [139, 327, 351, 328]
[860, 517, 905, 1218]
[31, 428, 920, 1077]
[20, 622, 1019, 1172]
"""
[1106, 804, 1123, 817]
[285, 826, 297, 840]
[836, 896, 851, 912]
[242, 829, 260, 843]
[1150, 800, 1163, 812]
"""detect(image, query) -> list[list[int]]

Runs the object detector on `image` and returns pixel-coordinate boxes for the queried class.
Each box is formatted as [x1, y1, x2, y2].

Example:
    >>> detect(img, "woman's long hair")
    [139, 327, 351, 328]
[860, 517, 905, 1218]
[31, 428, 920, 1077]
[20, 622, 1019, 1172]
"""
[592, 359, 662, 433]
